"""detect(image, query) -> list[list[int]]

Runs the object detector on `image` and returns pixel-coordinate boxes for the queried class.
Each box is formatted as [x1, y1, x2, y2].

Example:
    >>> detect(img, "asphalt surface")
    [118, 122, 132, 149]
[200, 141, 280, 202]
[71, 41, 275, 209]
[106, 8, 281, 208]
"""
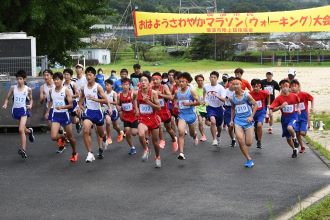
[0, 124, 329, 220]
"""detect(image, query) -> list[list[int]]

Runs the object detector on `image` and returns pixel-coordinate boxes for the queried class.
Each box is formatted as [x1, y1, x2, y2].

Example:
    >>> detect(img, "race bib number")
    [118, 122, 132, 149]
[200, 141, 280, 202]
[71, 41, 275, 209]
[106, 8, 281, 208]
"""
[235, 104, 249, 114]
[54, 100, 65, 108]
[265, 86, 273, 94]
[139, 104, 153, 114]
[122, 103, 133, 111]
[282, 104, 294, 113]
[159, 98, 165, 107]
[256, 100, 262, 108]
[179, 100, 190, 109]
[298, 102, 305, 111]
[15, 96, 26, 104]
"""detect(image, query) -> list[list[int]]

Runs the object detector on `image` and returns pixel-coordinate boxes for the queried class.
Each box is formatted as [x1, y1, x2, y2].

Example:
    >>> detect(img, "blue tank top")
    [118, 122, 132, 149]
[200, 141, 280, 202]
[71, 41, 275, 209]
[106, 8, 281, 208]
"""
[95, 73, 105, 90]
[175, 87, 195, 115]
[232, 91, 252, 125]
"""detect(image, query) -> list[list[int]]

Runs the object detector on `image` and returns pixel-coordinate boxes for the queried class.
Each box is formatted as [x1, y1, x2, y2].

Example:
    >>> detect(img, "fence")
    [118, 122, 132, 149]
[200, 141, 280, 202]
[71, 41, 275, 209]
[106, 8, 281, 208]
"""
[0, 56, 48, 77]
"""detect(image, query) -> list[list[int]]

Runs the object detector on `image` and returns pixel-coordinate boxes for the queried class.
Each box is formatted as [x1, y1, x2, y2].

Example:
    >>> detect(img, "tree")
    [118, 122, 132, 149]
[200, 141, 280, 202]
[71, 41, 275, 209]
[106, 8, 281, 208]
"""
[0, 0, 111, 65]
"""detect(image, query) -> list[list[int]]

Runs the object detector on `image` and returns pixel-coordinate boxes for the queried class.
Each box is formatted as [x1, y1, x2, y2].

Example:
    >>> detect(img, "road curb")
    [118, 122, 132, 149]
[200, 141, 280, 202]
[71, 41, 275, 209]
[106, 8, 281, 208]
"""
[275, 184, 330, 220]
[305, 136, 330, 168]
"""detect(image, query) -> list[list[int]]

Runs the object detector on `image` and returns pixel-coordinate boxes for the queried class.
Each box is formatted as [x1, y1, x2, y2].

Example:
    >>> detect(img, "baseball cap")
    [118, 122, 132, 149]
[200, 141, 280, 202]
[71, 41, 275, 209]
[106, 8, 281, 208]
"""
[222, 73, 229, 78]
[75, 64, 84, 69]
[266, 71, 273, 75]
[288, 68, 296, 76]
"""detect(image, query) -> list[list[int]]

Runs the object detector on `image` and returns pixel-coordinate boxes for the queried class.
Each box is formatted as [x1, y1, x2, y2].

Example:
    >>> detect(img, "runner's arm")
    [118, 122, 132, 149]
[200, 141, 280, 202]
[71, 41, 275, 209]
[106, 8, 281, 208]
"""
[2, 86, 14, 109]
[27, 87, 33, 109]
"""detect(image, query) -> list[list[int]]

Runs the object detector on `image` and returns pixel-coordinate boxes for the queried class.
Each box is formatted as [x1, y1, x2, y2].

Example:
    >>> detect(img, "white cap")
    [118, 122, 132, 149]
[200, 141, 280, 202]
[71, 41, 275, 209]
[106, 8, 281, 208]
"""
[288, 68, 296, 76]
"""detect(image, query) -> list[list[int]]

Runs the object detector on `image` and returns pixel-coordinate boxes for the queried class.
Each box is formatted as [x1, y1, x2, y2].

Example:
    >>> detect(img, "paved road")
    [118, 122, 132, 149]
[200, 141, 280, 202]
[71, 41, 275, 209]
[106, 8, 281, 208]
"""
[0, 124, 329, 219]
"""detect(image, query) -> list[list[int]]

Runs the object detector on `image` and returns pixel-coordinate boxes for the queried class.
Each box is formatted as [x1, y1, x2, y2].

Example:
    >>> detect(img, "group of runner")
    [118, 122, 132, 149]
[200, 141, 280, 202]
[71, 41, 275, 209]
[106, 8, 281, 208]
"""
[2, 64, 314, 168]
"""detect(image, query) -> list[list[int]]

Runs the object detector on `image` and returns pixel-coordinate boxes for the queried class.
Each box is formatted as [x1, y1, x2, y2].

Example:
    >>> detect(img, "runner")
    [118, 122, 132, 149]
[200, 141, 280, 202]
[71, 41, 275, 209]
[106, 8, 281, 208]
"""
[63, 68, 82, 134]
[250, 79, 270, 149]
[2, 70, 35, 158]
[46, 72, 78, 162]
[174, 72, 200, 160]
[77, 66, 108, 163]
[194, 74, 207, 142]
[167, 70, 180, 133]
[229, 77, 258, 168]
[203, 71, 226, 147]
[75, 64, 87, 92]
[219, 73, 229, 87]
[290, 79, 314, 153]
[269, 79, 301, 158]
[117, 77, 138, 155]
[134, 73, 162, 168]
[40, 69, 55, 125]
[104, 79, 124, 145]
[261, 71, 280, 134]
[234, 68, 252, 92]
[151, 72, 178, 152]
[223, 77, 236, 147]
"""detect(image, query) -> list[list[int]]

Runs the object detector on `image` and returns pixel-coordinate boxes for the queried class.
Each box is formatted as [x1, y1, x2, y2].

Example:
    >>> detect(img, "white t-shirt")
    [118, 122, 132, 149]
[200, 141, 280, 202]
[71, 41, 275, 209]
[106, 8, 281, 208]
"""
[224, 88, 235, 106]
[76, 76, 87, 92]
[204, 84, 226, 107]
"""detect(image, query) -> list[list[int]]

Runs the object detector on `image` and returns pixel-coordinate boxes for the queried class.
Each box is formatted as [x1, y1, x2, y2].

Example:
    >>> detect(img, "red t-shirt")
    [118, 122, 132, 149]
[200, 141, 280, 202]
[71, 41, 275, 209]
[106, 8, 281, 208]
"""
[296, 91, 313, 112]
[226, 78, 252, 92]
[250, 90, 269, 110]
[270, 93, 300, 116]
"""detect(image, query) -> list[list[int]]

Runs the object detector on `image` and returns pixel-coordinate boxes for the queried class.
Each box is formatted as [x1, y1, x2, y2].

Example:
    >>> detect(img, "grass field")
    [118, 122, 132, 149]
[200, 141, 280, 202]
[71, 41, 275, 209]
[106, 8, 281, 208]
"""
[294, 195, 330, 220]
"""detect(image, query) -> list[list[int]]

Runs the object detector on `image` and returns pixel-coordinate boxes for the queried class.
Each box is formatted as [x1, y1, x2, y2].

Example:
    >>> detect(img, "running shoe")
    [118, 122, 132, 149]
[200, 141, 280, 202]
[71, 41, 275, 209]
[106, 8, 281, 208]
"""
[172, 137, 178, 153]
[155, 157, 161, 168]
[128, 147, 137, 155]
[28, 128, 35, 143]
[86, 152, 95, 163]
[185, 130, 188, 135]
[292, 149, 298, 158]
[293, 138, 300, 149]
[257, 141, 262, 149]
[56, 146, 66, 154]
[97, 148, 104, 159]
[107, 138, 113, 145]
[268, 127, 273, 134]
[70, 153, 78, 162]
[141, 149, 150, 162]
[117, 131, 124, 143]
[178, 152, 186, 160]
[299, 147, 305, 154]
[245, 159, 254, 168]
[159, 140, 166, 149]
[18, 149, 27, 159]
[200, 135, 207, 142]
[212, 139, 218, 146]
[231, 139, 236, 148]
[57, 137, 65, 148]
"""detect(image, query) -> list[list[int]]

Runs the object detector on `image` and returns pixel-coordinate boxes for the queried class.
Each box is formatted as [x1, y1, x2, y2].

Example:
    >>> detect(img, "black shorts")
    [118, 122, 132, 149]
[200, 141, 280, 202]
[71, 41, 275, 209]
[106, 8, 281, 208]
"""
[198, 112, 207, 119]
[123, 120, 139, 129]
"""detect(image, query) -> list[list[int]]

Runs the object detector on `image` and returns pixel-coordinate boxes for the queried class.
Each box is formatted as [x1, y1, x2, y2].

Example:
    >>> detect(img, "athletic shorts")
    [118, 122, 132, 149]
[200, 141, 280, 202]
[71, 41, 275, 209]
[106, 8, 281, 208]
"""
[281, 113, 298, 138]
[69, 100, 78, 116]
[139, 115, 161, 130]
[223, 106, 232, 127]
[123, 120, 139, 129]
[52, 112, 71, 127]
[12, 107, 30, 120]
[197, 110, 207, 119]
[234, 121, 254, 130]
[82, 109, 104, 126]
[48, 108, 54, 121]
[295, 111, 308, 133]
[104, 109, 119, 122]
[254, 108, 266, 124]
[179, 112, 197, 125]
[206, 106, 224, 127]
[158, 110, 172, 123]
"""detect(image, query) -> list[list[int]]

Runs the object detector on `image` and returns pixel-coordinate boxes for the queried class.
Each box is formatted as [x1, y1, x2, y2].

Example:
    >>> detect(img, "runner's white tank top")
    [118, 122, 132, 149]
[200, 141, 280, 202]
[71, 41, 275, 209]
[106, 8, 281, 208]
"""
[84, 83, 101, 110]
[51, 87, 68, 113]
[13, 85, 28, 109]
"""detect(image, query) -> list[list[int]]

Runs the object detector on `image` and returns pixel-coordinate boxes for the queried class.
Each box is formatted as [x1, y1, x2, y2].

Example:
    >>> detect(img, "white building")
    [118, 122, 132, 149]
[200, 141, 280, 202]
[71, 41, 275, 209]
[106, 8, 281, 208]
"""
[78, 48, 111, 64]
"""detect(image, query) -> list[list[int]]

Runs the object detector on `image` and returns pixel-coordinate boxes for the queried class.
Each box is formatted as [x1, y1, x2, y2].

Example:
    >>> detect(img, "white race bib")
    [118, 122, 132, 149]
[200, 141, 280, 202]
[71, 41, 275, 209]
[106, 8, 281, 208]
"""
[15, 96, 26, 105]
[256, 100, 262, 108]
[139, 104, 153, 114]
[159, 99, 165, 107]
[179, 100, 190, 109]
[265, 86, 273, 94]
[235, 104, 249, 114]
[122, 103, 133, 111]
[298, 102, 305, 111]
[54, 100, 65, 108]
[282, 104, 294, 113]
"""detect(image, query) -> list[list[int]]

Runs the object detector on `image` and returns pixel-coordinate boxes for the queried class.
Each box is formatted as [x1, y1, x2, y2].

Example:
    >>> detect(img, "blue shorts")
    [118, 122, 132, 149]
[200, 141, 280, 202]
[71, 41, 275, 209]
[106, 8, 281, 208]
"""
[223, 106, 232, 127]
[281, 113, 298, 138]
[179, 112, 197, 125]
[12, 107, 30, 120]
[82, 109, 104, 126]
[206, 106, 224, 127]
[295, 111, 308, 133]
[254, 108, 266, 124]
[69, 100, 78, 115]
[234, 119, 254, 130]
[48, 108, 54, 121]
[104, 109, 119, 122]
[52, 112, 71, 127]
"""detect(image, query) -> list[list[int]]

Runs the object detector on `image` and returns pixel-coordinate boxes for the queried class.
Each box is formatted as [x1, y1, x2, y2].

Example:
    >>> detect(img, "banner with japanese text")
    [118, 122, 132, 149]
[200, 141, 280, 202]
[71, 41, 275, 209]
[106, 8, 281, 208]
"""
[133, 6, 330, 36]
